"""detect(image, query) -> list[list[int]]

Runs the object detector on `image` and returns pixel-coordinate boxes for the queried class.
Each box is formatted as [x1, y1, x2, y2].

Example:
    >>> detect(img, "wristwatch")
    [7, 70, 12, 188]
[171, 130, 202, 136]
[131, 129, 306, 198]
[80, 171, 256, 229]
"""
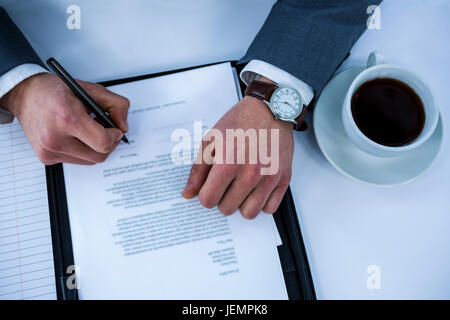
[245, 80, 308, 131]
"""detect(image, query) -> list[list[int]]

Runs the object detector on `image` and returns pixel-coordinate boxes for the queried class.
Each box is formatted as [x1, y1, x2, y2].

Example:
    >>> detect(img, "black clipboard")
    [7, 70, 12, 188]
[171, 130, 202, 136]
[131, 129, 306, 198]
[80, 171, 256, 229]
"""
[45, 61, 316, 300]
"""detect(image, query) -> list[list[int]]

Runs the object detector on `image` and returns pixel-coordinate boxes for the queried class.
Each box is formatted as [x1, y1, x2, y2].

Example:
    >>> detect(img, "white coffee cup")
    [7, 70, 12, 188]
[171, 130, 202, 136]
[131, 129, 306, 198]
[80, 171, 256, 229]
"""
[342, 52, 439, 157]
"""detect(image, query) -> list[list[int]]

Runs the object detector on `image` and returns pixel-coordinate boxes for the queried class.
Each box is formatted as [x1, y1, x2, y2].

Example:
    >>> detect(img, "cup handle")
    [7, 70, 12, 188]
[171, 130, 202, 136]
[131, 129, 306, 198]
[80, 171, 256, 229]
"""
[367, 51, 385, 68]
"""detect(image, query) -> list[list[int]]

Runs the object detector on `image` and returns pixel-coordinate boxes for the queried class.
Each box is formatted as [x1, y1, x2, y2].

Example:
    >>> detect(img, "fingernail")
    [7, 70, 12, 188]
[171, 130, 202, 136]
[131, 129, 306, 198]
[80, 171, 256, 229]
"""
[123, 121, 129, 133]
[116, 132, 124, 142]
[182, 183, 192, 198]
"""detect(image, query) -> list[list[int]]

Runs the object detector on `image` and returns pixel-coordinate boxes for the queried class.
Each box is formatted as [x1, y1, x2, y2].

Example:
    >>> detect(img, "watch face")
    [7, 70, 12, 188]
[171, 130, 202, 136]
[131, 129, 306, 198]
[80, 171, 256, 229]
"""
[270, 87, 302, 120]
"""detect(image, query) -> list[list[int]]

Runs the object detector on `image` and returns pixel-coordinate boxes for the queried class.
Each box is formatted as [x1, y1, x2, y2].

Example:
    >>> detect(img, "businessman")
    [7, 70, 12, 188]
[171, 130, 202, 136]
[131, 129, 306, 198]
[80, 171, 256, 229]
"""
[0, 0, 381, 218]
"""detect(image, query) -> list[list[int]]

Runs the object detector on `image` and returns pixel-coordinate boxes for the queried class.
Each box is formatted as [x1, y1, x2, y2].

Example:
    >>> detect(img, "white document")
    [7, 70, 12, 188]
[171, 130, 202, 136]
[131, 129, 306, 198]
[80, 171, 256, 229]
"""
[0, 120, 56, 300]
[63, 63, 287, 299]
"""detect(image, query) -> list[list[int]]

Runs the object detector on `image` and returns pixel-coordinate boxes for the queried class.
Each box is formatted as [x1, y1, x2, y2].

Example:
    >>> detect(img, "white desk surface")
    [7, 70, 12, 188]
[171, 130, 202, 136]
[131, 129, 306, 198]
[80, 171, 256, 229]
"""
[2, 0, 449, 299]
[291, 0, 450, 299]
[0, 0, 275, 82]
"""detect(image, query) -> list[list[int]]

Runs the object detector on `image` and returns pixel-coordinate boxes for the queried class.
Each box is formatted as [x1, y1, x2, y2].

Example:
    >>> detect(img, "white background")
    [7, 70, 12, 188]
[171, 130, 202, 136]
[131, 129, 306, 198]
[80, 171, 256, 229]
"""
[0, 0, 275, 82]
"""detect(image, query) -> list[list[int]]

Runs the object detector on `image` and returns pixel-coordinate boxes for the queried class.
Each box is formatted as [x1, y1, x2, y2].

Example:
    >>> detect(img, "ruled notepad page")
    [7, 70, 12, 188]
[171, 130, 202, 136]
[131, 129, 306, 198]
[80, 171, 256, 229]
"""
[0, 120, 56, 300]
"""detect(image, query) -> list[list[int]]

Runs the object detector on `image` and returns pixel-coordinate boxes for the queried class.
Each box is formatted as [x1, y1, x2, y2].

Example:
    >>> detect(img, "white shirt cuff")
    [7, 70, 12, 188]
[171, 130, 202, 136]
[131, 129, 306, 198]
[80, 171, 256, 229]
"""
[240, 59, 315, 106]
[0, 63, 49, 124]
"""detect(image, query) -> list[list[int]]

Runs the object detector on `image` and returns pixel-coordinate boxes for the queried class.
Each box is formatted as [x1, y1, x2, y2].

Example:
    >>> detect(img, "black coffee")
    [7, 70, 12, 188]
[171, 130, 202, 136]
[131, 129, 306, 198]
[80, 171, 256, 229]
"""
[351, 78, 425, 147]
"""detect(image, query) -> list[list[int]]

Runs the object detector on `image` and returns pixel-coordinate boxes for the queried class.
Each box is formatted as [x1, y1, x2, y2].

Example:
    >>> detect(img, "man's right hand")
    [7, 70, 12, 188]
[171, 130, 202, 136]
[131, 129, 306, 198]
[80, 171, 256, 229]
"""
[0, 73, 130, 165]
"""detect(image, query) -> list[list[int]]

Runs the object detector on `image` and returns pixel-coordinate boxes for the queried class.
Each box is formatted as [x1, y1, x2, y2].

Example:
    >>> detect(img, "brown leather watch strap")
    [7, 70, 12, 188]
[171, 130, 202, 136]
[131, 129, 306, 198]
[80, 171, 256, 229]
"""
[244, 80, 278, 101]
[295, 105, 308, 131]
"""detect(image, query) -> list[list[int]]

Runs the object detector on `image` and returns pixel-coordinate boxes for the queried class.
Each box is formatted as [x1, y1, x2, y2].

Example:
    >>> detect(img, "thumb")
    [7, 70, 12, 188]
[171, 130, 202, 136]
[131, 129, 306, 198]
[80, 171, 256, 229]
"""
[79, 81, 130, 132]
[106, 97, 130, 133]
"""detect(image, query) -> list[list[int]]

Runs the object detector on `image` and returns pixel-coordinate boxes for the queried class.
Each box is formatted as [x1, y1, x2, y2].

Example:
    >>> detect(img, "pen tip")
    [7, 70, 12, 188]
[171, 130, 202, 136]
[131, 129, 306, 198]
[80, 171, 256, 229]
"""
[122, 135, 130, 144]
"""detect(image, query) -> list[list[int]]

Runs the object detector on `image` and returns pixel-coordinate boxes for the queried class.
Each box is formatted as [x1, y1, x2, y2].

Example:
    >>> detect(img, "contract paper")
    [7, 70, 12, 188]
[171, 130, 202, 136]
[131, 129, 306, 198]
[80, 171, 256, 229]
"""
[63, 63, 287, 299]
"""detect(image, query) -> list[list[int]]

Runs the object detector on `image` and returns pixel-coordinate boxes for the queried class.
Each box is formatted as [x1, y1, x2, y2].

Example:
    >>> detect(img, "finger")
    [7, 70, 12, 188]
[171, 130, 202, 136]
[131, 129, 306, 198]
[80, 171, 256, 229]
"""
[79, 81, 130, 132]
[182, 162, 211, 199]
[197, 164, 236, 209]
[39, 127, 119, 163]
[37, 149, 95, 166]
[217, 165, 262, 216]
[239, 177, 279, 220]
[263, 181, 290, 214]
[56, 137, 119, 163]
[182, 141, 212, 199]
[71, 112, 124, 154]
[54, 154, 96, 165]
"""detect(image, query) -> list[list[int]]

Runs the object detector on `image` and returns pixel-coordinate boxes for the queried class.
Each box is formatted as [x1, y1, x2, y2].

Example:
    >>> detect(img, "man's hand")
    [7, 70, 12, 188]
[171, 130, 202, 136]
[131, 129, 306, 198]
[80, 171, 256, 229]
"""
[0, 73, 129, 165]
[182, 92, 294, 219]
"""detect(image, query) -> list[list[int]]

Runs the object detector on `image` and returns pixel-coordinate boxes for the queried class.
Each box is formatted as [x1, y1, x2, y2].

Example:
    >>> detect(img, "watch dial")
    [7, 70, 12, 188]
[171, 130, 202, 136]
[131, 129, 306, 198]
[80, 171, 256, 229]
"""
[271, 88, 302, 119]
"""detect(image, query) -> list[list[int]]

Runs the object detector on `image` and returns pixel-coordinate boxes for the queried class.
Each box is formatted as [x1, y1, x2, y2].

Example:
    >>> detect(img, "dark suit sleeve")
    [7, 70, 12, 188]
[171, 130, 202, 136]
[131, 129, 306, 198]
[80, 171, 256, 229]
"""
[239, 0, 382, 94]
[0, 7, 44, 76]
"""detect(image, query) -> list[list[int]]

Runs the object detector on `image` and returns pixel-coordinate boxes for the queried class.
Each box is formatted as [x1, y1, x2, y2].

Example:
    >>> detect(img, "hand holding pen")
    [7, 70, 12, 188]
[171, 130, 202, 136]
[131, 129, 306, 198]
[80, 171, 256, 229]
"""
[0, 58, 130, 165]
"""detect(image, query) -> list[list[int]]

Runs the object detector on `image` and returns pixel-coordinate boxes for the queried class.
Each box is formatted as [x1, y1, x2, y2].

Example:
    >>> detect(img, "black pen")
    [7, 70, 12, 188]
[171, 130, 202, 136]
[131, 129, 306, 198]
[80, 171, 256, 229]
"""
[46, 57, 129, 144]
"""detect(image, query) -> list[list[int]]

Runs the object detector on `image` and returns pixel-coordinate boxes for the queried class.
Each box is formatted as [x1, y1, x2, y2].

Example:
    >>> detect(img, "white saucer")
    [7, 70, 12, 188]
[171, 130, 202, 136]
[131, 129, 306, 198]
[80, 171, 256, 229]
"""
[313, 66, 444, 186]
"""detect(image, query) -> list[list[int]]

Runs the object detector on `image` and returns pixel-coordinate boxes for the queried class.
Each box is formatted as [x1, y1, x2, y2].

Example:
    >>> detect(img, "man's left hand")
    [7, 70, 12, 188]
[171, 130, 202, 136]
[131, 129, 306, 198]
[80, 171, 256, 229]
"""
[182, 94, 294, 219]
